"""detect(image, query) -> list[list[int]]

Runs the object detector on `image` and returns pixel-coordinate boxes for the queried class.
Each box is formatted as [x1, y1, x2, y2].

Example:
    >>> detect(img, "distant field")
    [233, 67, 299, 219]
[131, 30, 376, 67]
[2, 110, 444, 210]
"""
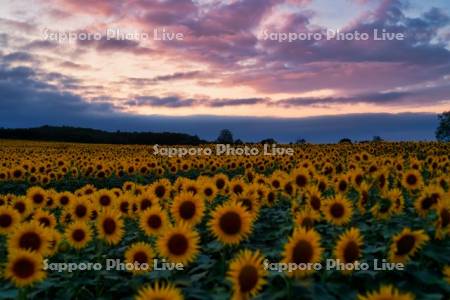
[0, 140, 449, 299]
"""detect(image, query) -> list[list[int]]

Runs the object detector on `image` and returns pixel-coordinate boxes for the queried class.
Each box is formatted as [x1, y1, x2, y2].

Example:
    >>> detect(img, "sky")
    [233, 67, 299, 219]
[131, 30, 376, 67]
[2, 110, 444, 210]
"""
[0, 0, 449, 142]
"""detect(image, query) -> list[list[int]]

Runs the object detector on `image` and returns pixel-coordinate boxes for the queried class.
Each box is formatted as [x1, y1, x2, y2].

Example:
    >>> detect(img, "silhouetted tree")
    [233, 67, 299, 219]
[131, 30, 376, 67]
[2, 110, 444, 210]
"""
[339, 138, 352, 144]
[295, 138, 306, 144]
[260, 138, 277, 144]
[216, 129, 234, 144]
[372, 136, 383, 142]
[436, 111, 450, 142]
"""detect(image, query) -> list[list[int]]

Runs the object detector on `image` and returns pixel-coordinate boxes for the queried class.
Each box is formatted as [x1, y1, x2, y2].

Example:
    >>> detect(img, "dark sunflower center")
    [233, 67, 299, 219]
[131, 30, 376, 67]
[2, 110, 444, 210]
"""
[12, 258, 35, 279]
[330, 203, 344, 218]
[75, 205, 87, 218]
[147, 215, 162, 229]
[140, 199, 152, 210]
[133, 251, 148, 264]
[72, 229, 86, 242]
[204, 188, 213, 196]
[292, 240, 313, 264]
[216, 178, 225, 189]
[310, 196, 320, 210]
[120, 202, 129, 213]
[406, 174, 417, 185]
[272, 180, 280, 188]
[99, 195, 111, 206]
[102, 218, 117, 235]
[179, 201, 196, 220]
[421, 197, 434, 210]
[284, 183, 293, 194]
[19, 232, 42, 251]
[39, 217, 51, 227]
[355, 175, 363, 185]
[60, 196, 69, 205]
[33, 194, 44, 204]
[343, 241, 359, 263]
[395, 234, 415, 255]
[219, 211, 242, 235]
[233, 185, 243, 194]
[238, 265, 258, 293]
[155, 186, 165, 198]
[338, 181, 347, 192]
[0, 213, 12, 228]
[296, 175, 307, 187]
[167, 233, 188, 256]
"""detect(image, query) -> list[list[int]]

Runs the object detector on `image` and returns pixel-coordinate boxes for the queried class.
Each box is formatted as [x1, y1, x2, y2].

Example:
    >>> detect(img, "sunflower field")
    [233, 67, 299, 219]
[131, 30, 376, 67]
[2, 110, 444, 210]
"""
[0, 140, 449, 300]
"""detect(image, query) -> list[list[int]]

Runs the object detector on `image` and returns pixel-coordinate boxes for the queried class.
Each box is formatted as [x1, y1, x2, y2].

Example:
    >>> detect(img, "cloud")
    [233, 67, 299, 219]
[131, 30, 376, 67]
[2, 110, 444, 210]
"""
[127, 71, 203, 85]
[126, 96, 269, 108]
[0, 62, 440, 142]
[2, 51, 36, 63]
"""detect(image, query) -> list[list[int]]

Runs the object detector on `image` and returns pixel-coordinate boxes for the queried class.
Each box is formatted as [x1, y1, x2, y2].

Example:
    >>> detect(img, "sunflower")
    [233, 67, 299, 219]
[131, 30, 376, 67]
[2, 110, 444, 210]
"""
[69, 197, 93, 222]
[139, 206, 168, 236]
[281, 179, 296, 198]
[386, 188, 404, 214]
[156, 223, 199, 265]
[334, 227, 364, 273]
[435, 199, 449, 239]
[389, 228, 429, 263]
[281, 227, 323, 277]
[8, 222, 51, 256]
[117, 193, 135, 216]
[76, 184, 97, 197]
[32, 209, 57, 228]
[370, 197, 394, 220]
[335, 175, 350, 194]
[57, 192, 74, 208]
[5, 249, 46, 287]
[402, 170, 423, 191]
[294, 208, 320, 230]
[95, 189, 117, 209]
[357, 182, 371, 213]
[213, 173, 229, 194]
[322, 195, 353, 226]
[26, 186, 47, 208]
[231, 193, 260, 219]
[135, 282, 184, 300]
[291, 168, 310, 190]
[198, 179, 218, 203]
[151, 179, 171, 200]
[97, 209, 124, 245]
[414, 187, 440, 217]
[306, 185, 322, 212]
[228, 250, 267, 300]
[124, 242, 154, 274]
[171, 192, 205, 226]
[209, 202, 252, 245]
[229, 178, 247, 196]
[65, 221, 92, 250]
[0, 205, 21, 235]
[136, 192, 156, 212]
[357, 285, 415, 300]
